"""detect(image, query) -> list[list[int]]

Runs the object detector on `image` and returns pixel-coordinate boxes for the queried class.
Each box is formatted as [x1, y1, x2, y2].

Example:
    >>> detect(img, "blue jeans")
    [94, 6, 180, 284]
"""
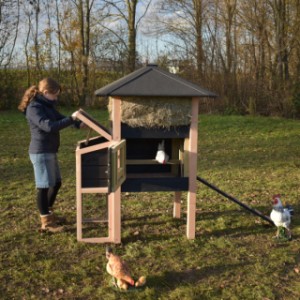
[29, 153, 61, 188]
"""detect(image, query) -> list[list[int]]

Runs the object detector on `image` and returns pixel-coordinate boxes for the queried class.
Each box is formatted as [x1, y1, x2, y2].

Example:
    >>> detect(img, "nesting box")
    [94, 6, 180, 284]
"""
[120, 124, 189, 192]
[75, 64, 216, 243]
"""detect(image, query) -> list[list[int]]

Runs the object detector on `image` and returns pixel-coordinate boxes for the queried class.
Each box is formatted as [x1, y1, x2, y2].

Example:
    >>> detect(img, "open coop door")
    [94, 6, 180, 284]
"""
[73, 109, 126, 243]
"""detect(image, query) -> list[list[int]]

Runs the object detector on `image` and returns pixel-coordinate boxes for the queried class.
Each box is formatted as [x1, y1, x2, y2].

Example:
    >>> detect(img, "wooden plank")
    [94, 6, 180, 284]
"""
[76, 150, 83, 241]
[186, 97, 199, 239]
[83, 218, 108, 223]
[81, 187, 109, 193]
[126, 172, 176, 178]
[109, 97, 122, 244]
[108, 187, 121, 243]
[73, 109, 112, 141]
[183, 138, 189, 177]
[111, 97, 121, 141]
[77, 237, 112, 243]
[77, 141, 112, 155]
[121, 177, 189, 192]
[126, 159, 181, 165]
[173, 191, 182, 218]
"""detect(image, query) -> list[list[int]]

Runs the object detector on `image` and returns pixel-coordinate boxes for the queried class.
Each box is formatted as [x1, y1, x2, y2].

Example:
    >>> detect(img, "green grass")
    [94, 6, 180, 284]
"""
[1, 110, 300, 299]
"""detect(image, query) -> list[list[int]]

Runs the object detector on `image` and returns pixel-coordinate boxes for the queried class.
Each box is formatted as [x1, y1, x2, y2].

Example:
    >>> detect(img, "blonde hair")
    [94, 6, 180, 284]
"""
[18, 78, 61, 112]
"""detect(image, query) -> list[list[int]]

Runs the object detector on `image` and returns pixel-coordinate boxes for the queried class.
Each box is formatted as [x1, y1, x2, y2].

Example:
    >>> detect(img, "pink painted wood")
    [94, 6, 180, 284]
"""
[186, 97, 199, 239]
[108, 97, 122, 243]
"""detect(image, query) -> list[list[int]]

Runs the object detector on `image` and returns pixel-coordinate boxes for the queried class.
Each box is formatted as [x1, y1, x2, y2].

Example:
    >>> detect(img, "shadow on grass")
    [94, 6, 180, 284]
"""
[197, 224, 274, 240]
[196, 206, 270, 221]
[119, 208, 275, 243]
[55, 202, 298, 244]
[146, 262, 250, 290]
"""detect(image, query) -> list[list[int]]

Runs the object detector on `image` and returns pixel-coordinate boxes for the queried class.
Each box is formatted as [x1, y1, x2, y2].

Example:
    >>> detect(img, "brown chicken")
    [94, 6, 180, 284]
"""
[106, 247, 146, 290]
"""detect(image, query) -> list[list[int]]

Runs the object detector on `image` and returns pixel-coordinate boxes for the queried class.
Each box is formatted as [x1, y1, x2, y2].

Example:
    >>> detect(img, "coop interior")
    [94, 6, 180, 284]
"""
[78, 136, 110, 189]
[122, 134, 189, 192]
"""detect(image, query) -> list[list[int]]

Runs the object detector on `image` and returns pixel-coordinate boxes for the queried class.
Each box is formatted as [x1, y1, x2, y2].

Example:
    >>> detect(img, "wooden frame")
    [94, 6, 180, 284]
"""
[186, 97, 199, 239]
[75, 96, 199, 243]
[108, 97, 122, 243]
[75, 105, 124, 243]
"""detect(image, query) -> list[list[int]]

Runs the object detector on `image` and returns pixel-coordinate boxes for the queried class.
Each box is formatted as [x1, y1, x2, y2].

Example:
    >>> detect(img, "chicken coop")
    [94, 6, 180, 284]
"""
[74, 64, 216, 243]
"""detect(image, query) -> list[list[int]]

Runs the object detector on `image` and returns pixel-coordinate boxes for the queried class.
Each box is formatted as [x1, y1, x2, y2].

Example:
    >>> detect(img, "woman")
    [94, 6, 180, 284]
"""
[18, 78, 82, 232]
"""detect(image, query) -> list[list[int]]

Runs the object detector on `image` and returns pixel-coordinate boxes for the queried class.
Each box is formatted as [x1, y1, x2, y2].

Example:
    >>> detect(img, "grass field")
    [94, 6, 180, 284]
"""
[0, 109, 299, 299]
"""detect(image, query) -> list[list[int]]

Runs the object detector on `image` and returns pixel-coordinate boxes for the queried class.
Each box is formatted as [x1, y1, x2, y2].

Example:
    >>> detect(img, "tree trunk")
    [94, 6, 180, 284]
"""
[55, 0, 61, 80]
[193, 0, 204, 82]
[272, 0, 289, 83]
[126, 0, 137, 73]
[33, 0, 41, 73]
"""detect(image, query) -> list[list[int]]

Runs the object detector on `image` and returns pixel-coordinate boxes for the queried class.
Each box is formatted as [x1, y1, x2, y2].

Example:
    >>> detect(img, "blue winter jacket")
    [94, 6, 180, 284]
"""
[25, 95, 78, 154]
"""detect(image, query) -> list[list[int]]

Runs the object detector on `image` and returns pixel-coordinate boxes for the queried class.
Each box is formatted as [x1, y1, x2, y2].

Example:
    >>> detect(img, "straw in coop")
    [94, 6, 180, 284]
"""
[108, 97, 192, 129]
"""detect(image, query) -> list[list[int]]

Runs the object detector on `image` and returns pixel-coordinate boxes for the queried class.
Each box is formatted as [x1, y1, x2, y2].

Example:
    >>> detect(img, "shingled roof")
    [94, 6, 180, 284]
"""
[94, 64, 217, 98]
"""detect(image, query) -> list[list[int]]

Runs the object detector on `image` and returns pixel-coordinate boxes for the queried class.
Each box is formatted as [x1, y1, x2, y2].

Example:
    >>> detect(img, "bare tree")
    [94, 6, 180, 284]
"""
[28, 0, 42, 73]
[55, 0, 62, 79]
[72, 0, 96, 105]
[146, 0, 212, 81]
[0, 0, 20, 67]
[103, 0, 152, 73]
[24, 6, 33, 86]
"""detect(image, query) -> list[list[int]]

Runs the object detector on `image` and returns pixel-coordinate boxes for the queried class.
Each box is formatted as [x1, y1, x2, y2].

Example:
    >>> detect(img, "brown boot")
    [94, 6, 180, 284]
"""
[48, 207, 67, 225]
[40, 213, 64, 233]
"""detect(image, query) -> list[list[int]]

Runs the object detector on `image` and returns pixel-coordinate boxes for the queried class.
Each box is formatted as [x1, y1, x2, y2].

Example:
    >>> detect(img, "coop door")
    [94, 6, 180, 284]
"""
[109, 139, 126, 192]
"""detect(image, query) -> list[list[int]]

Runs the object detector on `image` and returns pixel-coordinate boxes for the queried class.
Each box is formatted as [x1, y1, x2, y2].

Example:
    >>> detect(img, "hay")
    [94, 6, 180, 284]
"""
[108, 97, 192, 128]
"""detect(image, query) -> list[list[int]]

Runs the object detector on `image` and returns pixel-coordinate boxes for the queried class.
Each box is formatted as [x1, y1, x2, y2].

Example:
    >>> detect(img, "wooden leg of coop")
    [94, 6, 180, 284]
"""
[173, 191, 181, 218]
[76, 149, 83, 241]
[187, 189, 196, 239]
[76, 192, 83, 241]
[187, 97, 199, 239]
[108, 187, 121, 243]
[109, 96, 122, 243]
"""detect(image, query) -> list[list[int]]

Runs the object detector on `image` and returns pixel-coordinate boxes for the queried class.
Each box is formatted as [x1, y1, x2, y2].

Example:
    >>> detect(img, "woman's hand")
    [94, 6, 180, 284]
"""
[71, 111, 78, 120]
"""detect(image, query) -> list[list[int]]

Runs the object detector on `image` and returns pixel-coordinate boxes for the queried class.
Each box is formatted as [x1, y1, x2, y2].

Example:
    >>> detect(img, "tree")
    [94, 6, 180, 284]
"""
[103, 0, 152, 73]
[147, 0, 211, 82]
[57, 0, 96, 105]
[76, 0, 95, 105]
[28, 0, 42, 73]
[0, 0, 20, 67]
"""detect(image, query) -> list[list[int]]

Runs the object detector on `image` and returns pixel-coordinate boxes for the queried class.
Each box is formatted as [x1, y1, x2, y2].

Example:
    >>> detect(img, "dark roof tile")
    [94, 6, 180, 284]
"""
[95, 64, 217, 98]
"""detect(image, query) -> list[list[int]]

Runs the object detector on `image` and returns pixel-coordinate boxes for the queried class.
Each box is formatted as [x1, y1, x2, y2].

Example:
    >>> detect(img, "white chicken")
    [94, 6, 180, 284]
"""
[270, 194, 292, 240]
[155, 140, 169, 164]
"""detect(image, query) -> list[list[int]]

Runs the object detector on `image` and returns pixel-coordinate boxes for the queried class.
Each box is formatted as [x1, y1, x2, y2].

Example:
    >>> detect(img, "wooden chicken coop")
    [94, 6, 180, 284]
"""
[74, 64, 216, 243]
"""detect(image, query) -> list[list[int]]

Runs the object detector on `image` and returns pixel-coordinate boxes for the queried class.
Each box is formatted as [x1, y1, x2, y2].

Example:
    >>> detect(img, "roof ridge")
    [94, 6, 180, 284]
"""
[94, 64, 217, 98]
